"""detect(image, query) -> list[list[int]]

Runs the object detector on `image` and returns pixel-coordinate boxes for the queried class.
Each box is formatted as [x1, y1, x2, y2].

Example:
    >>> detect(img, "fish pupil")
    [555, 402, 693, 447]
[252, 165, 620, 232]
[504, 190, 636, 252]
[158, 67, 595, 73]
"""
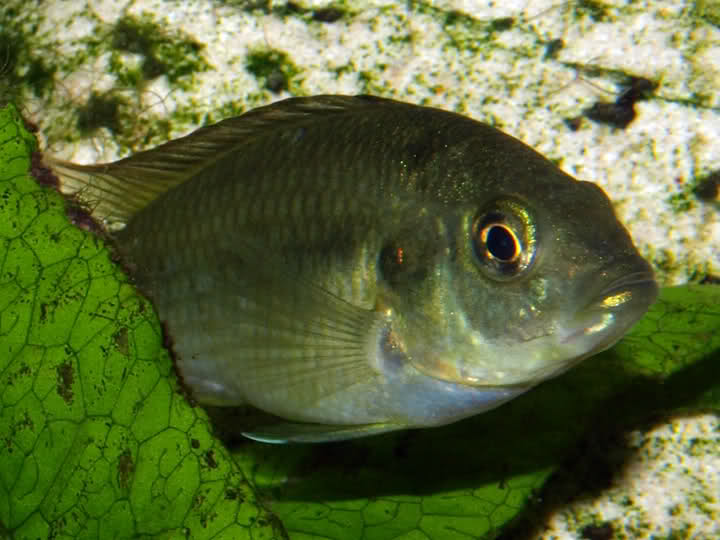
[485, 224, 517, 262]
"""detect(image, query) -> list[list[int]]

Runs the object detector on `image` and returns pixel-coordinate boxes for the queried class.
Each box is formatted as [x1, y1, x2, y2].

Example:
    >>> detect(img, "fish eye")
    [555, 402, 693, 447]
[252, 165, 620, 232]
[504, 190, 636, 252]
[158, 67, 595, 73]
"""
[472, 200, 536, 280]
[482, 223, 520, 263]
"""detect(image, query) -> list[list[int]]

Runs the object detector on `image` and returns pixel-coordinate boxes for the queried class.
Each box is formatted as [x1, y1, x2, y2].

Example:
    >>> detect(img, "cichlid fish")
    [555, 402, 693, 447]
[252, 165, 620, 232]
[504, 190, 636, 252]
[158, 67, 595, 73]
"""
[49, 95, 658, 443]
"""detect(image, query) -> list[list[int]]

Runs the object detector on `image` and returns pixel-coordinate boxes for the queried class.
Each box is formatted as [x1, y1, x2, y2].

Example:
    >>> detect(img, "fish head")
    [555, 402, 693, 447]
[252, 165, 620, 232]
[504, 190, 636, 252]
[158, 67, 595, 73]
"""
[379, 137, 658, 391]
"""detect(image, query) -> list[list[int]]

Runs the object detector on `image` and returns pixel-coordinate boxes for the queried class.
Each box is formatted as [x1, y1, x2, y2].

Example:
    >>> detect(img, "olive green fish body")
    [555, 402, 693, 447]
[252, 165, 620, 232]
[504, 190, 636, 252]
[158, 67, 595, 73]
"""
[49, 96, 658, 442]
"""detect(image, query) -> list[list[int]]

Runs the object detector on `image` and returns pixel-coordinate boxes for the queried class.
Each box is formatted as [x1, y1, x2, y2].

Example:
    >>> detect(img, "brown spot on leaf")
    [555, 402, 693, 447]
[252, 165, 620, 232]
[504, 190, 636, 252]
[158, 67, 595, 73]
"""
[191, 438, 200, 449]
[30, 151, 59, 188]
[204, 449, 218, 469]
[193, 494, 206, 509]
[56, 361, 74, 404]
[117, 449, 135, 490]
[65, 201, 105, 235]
[113, 327, 129, 355]
[7, 362, 31, 386]
[39, 302, 50, 322]
[19, 411, 34, 431]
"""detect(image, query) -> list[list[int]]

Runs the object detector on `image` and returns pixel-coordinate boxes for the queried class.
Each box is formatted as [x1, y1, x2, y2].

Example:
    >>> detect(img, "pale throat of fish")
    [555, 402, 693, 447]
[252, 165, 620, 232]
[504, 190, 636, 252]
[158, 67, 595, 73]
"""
[375, 302, 621, 388]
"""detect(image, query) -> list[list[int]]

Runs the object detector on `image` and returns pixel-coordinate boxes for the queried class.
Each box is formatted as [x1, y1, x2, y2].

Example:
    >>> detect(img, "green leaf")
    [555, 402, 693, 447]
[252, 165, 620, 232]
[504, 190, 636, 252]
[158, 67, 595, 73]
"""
[0, 105, 284, 539]
[1, 101, 718, 540]
[233, 285, 720, 540]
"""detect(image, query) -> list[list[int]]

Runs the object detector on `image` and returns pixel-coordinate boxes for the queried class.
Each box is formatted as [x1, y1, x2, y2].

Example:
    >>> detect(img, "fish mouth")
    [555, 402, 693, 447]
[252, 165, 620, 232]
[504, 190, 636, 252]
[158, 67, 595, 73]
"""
[562, 270, 658, 353]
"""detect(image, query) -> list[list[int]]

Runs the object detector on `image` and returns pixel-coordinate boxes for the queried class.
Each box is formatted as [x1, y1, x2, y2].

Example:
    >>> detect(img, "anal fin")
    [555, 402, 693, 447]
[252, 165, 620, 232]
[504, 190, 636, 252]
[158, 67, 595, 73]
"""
[242, 421, 404, 443]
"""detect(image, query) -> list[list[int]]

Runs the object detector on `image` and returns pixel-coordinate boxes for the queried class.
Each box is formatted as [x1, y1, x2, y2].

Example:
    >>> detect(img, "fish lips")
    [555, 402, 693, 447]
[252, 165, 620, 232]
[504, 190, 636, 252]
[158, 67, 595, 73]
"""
[562, 269, 659, 354]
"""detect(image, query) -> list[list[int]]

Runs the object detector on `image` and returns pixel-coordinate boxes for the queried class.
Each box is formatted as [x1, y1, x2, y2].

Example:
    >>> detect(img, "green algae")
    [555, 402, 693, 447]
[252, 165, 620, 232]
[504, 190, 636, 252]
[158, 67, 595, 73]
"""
[245, 48, 301, 94]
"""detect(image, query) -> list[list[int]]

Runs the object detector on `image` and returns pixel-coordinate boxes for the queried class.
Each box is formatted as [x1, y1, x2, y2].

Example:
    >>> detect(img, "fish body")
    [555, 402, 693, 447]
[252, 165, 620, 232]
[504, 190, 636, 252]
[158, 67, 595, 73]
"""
[49, 96, 658, 442]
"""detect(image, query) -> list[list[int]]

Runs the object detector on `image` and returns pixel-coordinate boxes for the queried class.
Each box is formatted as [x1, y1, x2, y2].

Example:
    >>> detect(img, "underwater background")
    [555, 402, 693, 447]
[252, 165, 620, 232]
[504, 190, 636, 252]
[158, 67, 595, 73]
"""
[1, 1, 718, 538]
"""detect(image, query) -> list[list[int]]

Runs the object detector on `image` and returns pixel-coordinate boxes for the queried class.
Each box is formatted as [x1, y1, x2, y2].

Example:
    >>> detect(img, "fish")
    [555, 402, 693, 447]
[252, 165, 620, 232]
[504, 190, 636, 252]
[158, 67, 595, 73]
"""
[47, 95, 658, 443]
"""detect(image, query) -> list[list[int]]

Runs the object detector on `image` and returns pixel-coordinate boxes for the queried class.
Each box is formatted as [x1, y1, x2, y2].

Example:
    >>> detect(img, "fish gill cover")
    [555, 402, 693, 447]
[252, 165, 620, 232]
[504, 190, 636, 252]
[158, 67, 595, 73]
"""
[0, 102, 719, 539]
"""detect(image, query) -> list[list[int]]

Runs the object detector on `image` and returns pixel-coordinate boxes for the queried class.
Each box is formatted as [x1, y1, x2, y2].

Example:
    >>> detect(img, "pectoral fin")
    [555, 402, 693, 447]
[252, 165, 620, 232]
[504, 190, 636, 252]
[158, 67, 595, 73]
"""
[171, 243, 386, 415]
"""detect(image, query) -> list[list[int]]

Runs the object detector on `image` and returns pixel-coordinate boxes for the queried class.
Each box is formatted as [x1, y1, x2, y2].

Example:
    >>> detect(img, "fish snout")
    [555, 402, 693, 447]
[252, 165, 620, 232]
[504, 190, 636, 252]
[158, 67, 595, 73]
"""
[563, 267, 658, 352]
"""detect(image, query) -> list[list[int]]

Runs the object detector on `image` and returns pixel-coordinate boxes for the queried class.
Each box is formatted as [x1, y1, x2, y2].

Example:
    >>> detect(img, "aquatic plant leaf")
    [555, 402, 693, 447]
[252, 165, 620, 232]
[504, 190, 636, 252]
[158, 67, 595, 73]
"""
[0, 104, 283, 539]
[232, 288, 720, 539]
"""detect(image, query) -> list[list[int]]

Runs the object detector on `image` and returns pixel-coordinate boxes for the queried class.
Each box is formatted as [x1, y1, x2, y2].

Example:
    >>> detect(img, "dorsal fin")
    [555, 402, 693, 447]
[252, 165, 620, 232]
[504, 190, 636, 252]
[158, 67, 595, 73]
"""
[45, 95, 398, 226]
